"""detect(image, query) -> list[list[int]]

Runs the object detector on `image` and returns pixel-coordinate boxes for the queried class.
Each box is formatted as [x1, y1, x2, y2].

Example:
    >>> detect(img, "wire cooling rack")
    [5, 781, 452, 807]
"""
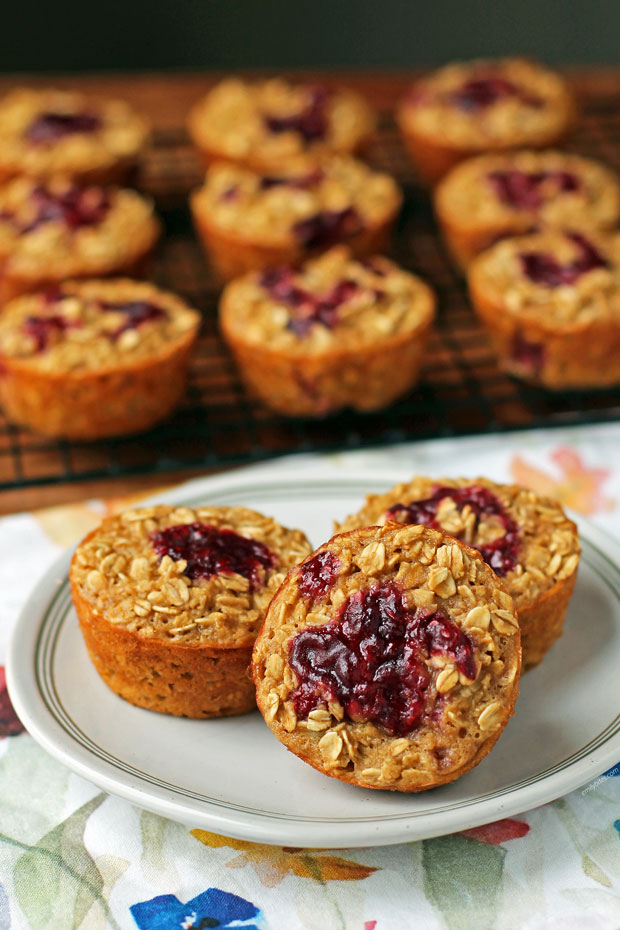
[2, 89, 620, 491]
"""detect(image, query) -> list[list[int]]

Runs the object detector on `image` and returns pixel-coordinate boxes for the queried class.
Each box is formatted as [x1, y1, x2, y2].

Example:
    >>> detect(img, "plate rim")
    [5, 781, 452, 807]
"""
[7, 466, 620, 848]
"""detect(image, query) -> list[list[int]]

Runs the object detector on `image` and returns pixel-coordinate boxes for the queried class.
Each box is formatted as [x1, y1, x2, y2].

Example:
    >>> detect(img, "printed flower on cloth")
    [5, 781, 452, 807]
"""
[510, 447, 615, 515]
[130, 888, 265, 930]
[191, 830, 376, 887]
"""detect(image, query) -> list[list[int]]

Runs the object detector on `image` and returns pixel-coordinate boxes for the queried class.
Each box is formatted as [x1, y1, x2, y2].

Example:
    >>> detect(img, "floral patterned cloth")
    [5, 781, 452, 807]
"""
[1, 422, 620, 930]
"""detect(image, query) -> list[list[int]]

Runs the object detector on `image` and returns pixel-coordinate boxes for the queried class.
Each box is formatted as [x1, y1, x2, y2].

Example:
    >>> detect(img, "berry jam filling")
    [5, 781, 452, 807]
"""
[21, 185, 110, 234]
[488, 169, 580, 210]
[264, 86, 329, 143]
[510, 331, 545, 375]
[21, 314, 74, 353]
[101, 301, 167, 338]
[298, 550, 341, 599]
[288, 581, 476, 736]
[292, 207, 362, 249]
[25, 111, 102, 144]
[259, 170, 324, 191]
[151, 522, 275, 588]
[260, 267, 360, 336]
[520, 232, 609, 287]
[386, 485, 520, 576]
[450, 75, 542, 111]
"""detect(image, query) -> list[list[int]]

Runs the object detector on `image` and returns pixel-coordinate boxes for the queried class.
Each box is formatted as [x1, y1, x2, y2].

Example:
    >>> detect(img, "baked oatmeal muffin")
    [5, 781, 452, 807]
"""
[398, 58, 575, 185]
[252, 522, 521, 792]
[187, 77, 376, 172]
[435, 151, 620, 270]
[337, 477, 580, 668]
[219, 247, 435, 416]
[71, 505, 312, 718]
[0, 87, 150, 185]
[190, 155, 402, 281]
[0, 176, 161, 302]
[468, 229, 620, 388]
[0, 279, 199, 439]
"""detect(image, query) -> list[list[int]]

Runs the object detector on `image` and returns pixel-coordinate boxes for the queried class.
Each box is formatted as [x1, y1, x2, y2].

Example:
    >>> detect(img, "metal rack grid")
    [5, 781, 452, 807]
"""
[1, 92, 620, 492]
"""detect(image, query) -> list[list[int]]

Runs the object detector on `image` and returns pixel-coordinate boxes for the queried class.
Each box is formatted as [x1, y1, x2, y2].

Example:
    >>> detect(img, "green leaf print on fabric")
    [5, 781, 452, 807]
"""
[12, 792, 120, 930]
[422, 834, 505, 930]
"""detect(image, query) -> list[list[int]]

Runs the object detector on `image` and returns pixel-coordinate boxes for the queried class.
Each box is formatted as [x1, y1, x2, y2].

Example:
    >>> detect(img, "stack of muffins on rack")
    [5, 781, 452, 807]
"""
[0, 87, 200, 438]
[396, 57, 620, 390]
[188, 76, 437, 416]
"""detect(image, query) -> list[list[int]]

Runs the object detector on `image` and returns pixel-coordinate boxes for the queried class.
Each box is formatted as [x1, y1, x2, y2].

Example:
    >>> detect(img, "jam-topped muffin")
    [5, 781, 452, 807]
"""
[219, 247, 435, 416]
[468, 230, 620, 388]
[0, 88, 150, 185]
[435, 151, 620, 269]
[337, 477, 580, 668]
[190, 155, 402, 281]
[0, 176, 161, 302]
[398, 58, 575, 185]
[252, 522, 521, 792]
[187, 77, 376, 172]
[71, 505, 312, 717]
[0, 279, 200, 439]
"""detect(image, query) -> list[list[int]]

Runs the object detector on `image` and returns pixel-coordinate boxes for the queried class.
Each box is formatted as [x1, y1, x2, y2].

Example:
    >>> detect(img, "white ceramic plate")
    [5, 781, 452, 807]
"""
[7, 468, 620, 849]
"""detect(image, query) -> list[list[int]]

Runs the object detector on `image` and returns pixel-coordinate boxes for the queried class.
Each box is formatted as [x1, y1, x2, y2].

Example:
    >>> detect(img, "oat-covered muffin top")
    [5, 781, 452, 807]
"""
[399, 58, 574, 148]
[337, 477, 580, 610]
[71, 505, 312, 648]
[188, 78, 375, 171]
[0, 176, 160, 280]
[469, 230, 620, 324]
[0, 279, 199, 372]
[220, 247, 435, 353]
[436, 151, 620, 231]
[192, 155, 401, 248]
[0, 88, 150, 180]
[253, 522, 521, 791]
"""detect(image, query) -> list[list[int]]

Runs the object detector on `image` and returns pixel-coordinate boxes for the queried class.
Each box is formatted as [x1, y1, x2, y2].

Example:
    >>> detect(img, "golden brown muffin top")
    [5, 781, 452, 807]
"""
[399, 58, 574, 149]
[0, 279, 200, 372]
[337, 476, 580, 611]
[191, 155, 401, 248]
[70, 505, 312, 648]
[0, 88, 150, 179]
[469, 230, 620, 324]
[436, 150, 620, 232]
[188, 77, 375, 171]
[220, 246, 435, 354]
[0, 175, 160, 280]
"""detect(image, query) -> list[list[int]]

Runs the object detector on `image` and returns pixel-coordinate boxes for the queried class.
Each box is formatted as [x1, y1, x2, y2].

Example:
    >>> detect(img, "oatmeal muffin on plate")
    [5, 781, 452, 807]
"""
[0, 87, 150, 185]
[397, 58, 575, 185]
[187, 77, 376, 172]
[435, 150, 620, 270]
[219, 247, 435, 416]
[468, 229, 620, 388]
[253, 522, 521, 792]
[70, 505, 312, 717]
[0, 279, 200, 439]
[190, 154, 402, 281]
[0, 176, 161, 302]
[337, 477, 580, 668]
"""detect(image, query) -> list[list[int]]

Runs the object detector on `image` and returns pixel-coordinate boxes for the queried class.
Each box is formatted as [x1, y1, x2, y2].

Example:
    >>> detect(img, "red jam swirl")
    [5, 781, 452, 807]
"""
[288, 581, 476, 736]
[260, 267, 360, 336]
[520, 232, 608, 287]
[487, 169, 579, 210]
[25, 111, 102, 144]
[151, 522, 275, 588]
[386, 484, 520, 576]
[298, 550, 341, 598]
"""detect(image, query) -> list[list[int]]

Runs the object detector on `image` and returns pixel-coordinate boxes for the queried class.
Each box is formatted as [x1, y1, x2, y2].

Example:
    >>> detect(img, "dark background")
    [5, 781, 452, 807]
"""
[2, 0, 618, 74]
